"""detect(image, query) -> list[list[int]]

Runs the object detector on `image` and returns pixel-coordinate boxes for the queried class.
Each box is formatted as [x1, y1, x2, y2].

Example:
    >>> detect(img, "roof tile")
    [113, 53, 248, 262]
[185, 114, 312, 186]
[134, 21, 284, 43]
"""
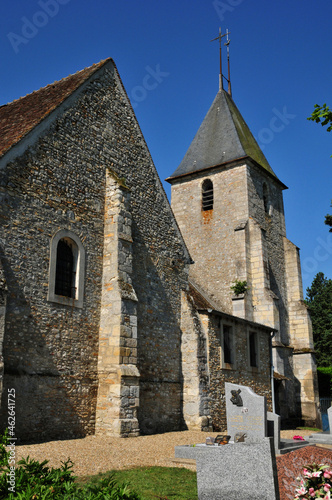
[167, 89, 280, 183]
[0, 58, 111, 158]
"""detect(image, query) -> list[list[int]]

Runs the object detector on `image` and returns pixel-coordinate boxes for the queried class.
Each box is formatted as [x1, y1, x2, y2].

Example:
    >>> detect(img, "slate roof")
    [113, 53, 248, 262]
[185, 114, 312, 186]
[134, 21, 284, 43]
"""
[167, 89, 281, 184]
[188, 279, 277, 333]
[0, 58, 111, 158]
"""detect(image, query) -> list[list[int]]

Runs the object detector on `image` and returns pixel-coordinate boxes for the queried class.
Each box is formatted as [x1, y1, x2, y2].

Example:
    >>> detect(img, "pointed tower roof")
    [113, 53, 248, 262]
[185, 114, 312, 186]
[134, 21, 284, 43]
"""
[167, 89, 285, 186]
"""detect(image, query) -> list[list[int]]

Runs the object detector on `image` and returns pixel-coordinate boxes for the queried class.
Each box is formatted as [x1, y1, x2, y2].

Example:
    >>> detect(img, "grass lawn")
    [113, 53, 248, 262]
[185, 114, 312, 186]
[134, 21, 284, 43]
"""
[77, 466, 198, 500]
[296, 426, 321, 432]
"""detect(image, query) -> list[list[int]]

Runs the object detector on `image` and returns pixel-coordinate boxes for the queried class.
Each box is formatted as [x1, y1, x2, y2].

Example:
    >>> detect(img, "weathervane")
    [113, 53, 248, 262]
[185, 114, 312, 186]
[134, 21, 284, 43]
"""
[210, 27, 232, 95]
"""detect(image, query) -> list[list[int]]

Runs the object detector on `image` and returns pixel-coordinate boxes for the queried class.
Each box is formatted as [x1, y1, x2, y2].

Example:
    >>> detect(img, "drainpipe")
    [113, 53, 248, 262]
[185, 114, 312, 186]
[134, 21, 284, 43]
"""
[270, 331, 276, 414]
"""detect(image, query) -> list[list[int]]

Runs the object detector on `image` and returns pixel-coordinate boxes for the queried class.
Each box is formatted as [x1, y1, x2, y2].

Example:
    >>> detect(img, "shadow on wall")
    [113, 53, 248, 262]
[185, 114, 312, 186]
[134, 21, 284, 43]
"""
[131, 221, 187, 435]
[0, 248, 98, 444]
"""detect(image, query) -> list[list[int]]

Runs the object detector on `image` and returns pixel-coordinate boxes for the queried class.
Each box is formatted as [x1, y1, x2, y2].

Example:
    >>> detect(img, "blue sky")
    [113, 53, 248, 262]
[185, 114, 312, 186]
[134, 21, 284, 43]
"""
[1, 0, 331, 293]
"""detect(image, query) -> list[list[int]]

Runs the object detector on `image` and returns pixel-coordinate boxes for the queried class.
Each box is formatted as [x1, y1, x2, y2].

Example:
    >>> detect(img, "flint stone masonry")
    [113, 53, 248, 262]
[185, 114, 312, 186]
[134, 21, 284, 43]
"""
[0, 59, 190, 441]
[180, 286, 273, 432]
[174, 438, 280, 500]
[225, 382, 267, 442]
[0, 58, 320, 441]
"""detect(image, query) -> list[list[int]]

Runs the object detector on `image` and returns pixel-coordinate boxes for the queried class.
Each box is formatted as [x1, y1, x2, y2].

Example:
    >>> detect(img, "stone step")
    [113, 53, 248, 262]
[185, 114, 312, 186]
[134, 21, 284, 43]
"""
[307, 433, 332, 444]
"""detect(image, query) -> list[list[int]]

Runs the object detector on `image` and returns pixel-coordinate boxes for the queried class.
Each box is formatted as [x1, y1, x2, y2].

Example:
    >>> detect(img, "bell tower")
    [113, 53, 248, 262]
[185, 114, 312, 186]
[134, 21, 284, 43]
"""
[166, 33, 320, 426]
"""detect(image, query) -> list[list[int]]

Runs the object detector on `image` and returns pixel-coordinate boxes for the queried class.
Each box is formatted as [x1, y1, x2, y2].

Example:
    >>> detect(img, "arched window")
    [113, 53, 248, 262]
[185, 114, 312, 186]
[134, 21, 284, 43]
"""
[202, 179, 213, 211]
[55, 239, 76, 298]
[48, 230, 85, 308]
[263, 183, 269, 214]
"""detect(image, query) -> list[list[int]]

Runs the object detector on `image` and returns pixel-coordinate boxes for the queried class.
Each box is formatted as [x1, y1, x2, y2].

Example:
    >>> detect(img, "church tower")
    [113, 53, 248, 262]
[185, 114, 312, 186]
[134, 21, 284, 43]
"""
[166, 64, 320, 425]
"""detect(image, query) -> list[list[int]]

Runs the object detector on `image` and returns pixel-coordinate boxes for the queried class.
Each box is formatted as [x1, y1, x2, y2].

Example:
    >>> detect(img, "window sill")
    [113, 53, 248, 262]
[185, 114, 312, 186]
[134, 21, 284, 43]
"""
[47, 293, 83, 309]
[221, 363, 237, 371]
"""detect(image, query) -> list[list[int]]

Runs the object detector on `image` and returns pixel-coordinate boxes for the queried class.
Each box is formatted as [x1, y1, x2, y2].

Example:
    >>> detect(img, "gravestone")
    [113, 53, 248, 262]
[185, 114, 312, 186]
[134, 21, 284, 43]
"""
[308, 405, 332, 444]
[225, 382, 267, 442]
[174, 438, 280, 499]
[267, 411, 281, 451]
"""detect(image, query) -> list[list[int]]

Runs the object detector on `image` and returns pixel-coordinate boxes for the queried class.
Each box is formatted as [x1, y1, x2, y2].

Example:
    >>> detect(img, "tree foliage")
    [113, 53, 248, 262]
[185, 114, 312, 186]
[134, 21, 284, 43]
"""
[305, 272, 332, 367]
[308, 104, 332, 230]
[308, 103, 332, 132]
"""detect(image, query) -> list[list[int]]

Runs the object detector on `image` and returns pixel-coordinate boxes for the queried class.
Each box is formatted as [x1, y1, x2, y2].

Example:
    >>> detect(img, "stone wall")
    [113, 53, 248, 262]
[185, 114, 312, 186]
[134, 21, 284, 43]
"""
[170, 160, 289, 335]
[206, 313, 272, 431]
[170, 163, 249, 314]
[246, 163, 289, 344]
[0, 109, 105, 441]
[180, 291, 272, 432]
[170, 158, 318, 425]
[0, 60, 190, 441]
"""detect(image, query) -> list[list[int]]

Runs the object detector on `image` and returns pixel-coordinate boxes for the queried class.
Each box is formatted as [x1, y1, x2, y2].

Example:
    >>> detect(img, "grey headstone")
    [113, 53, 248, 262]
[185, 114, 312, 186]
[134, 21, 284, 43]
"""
[328, 406, 332, 433]
[175, 438, 280, 500]
[267, 411, 281, 451]
[225, 382, 267, 442]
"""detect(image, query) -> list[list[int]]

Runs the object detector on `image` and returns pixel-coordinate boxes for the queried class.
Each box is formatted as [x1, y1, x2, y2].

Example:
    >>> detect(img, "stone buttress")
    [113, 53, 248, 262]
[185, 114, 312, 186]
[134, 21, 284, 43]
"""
[283, 238, 320, 426]
[96, 170, 139, 437]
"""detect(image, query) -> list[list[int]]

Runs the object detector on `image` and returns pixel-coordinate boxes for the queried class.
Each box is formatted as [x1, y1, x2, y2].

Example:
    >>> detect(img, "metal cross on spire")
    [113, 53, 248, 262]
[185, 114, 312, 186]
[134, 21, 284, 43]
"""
[210, 27, 231, 94]
[224, 28, 232, 96]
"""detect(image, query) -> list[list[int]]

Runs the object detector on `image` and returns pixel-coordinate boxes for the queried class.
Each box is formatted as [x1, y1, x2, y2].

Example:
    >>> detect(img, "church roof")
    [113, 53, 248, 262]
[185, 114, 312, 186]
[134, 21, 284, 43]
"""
[188, 279, 220, 310]
[0, 58, 111, 158]
[167, 89, 280, 183]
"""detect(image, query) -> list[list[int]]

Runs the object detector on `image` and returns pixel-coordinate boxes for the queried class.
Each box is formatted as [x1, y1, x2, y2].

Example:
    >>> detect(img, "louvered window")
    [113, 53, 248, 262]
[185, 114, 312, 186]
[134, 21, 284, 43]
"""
[202, 179, 213, 211]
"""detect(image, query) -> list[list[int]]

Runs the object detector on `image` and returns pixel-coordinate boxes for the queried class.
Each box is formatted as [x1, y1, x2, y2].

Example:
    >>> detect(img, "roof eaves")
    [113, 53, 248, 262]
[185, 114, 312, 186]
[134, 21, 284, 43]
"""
[0, 58, 111, 159]
[166, 155, 250, 183]
[166, 154, 288, 190]
[196, 305, 278, 333]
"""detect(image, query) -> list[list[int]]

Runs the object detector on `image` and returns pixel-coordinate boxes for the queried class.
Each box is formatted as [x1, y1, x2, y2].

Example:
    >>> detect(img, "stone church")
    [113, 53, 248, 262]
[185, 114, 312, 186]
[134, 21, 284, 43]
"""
[0, 57, 320, 442]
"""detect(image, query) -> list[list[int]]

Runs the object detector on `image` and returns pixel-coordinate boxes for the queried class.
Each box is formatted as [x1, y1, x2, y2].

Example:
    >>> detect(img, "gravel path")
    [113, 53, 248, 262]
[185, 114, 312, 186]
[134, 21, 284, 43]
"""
[14, 429, 332, 499]
[15, 431, 217, 477]
[14, 429, 318, 478]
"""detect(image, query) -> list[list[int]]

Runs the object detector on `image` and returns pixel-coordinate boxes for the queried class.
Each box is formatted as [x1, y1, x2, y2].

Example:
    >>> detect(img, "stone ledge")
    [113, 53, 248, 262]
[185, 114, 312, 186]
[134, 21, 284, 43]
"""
[120, 364, 140, 378]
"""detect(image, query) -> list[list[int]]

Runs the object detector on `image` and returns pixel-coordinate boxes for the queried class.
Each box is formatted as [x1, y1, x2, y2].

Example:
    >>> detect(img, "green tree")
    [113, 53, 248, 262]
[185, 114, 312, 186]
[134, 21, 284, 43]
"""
[308, 104, 332, 231]
[305, 272, 332, 367]
[308, 103, 332, 132]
